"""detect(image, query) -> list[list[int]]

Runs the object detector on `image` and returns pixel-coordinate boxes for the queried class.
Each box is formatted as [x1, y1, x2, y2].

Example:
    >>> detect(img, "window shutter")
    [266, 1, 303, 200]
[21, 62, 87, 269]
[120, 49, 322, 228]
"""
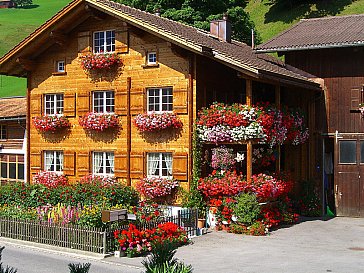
[130, 152, 145, 179]
[114, 152, 127, 178]
[115, 89, 127, 115]
[115, 30, 128, 53]
[30, 150, 42, 174]
[78, 31, 91, 53]
[77, 91, 90, 116]
[173, 152, 188, 181]
[64, 93, 76, 117]
[173, 89, 188, 114]
[30, 94, 42, 116]
[130, 88, 145, 115]
[63, 151, 75, 176]
[351, 87, 360, 109]
[77, 152, 90, 177]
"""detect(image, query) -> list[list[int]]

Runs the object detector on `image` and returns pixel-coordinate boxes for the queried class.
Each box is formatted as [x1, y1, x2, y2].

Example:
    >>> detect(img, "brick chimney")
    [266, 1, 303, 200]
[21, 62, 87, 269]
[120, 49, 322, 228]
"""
[210, 13, 231, 42]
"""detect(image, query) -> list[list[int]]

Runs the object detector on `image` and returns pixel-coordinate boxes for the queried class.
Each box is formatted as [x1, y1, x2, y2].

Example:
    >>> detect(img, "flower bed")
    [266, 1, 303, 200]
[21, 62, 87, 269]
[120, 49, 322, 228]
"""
[114, 222, 188, 257]
[33, 171, 68, 188]
[136, 177, 179, 200]
[133, 112, 183, 132]
[79, 112, 120, 131]
[32, 115, 71, 132]
[80, 52, 122, 71]
[196, 102, 309, 146]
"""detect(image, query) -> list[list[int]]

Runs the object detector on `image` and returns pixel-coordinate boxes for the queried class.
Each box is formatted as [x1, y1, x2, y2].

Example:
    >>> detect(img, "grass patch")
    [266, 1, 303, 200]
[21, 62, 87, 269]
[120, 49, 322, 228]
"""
[0, 0, 70, 97]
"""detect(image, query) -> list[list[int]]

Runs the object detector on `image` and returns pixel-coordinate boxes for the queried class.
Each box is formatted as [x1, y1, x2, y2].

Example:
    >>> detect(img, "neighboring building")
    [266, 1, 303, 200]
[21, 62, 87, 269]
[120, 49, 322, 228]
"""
[0, 0, 15, 8]
[0, 0, 321, 192]
[0, 96, 26, 184]
[257, 14, 364, 217]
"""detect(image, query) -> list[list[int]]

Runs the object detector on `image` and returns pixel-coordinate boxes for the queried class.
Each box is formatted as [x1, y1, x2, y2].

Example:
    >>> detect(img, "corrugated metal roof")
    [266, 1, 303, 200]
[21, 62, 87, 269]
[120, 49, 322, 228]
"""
[257, 14, 364, 52]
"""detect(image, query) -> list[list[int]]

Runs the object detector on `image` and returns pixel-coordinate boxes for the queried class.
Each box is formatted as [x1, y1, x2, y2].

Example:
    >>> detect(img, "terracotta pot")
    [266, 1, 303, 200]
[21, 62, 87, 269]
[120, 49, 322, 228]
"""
[197, 218, 206, 229]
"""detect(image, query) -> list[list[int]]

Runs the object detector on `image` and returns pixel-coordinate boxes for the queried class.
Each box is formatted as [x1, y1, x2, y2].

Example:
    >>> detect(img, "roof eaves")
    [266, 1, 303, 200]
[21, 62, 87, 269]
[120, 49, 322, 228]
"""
[256, 40, 364, 53]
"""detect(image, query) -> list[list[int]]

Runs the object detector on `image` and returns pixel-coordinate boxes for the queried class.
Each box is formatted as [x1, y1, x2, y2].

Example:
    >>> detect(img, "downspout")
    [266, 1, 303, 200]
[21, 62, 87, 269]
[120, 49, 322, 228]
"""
[26, 72, 31, 183]
[127, 77, 131, 186]
[188, 54, 195, 189]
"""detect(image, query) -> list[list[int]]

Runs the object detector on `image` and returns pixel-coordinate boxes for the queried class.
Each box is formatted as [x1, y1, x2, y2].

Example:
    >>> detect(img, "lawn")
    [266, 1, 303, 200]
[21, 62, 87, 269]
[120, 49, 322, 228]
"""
[0, 0, 70, 97]
[245, 0, 364, 43]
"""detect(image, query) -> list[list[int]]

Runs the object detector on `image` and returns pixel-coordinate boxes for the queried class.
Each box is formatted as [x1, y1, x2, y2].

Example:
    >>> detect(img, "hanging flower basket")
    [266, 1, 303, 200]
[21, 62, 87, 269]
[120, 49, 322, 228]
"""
[133, 112, 183, 132]
[359, 103, 364, 118]
[32, 115, 71, 132]
[78, 112, 120, 132]
[79, 52, 122, 71]
[136, 177, 179, 199]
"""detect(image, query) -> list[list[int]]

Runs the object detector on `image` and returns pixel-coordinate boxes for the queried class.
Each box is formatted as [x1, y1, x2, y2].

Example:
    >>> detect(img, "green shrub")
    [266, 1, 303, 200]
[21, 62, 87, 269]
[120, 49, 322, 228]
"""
[68, 263, 91, 273]
[233, 193, 261, 225]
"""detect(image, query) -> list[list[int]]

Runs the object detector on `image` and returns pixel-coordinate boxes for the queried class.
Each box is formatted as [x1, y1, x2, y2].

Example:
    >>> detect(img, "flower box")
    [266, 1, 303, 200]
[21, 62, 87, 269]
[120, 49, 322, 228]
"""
[136, 177, 179, 200]
[33, 171, 68, 188]
[133, 112, 183, 132]
[79, 52, 122, 71]
[78, 112, 120, 132]
[32, 115, 71, 132]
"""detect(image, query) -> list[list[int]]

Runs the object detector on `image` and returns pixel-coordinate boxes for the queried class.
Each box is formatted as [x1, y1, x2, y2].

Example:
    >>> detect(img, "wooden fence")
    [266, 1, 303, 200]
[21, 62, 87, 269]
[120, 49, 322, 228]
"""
[0, 208, 199, 255]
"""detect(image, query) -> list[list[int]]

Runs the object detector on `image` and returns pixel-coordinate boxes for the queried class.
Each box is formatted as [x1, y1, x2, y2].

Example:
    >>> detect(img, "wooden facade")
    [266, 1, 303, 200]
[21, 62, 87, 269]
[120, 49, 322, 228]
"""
[0, 0, 321, 197]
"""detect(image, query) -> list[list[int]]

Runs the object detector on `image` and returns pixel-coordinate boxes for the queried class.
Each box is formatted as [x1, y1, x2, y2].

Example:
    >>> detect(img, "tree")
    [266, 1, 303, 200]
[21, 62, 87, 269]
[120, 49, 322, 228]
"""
[116, 0, 261, 45]
[12, 0, 33, 7]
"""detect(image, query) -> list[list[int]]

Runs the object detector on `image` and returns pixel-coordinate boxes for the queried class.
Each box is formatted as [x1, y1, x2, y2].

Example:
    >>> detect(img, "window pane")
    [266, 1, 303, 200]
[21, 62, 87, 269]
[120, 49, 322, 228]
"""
[9, 163, 16, 179]
[339, 140, 356, 164]
[1, 162, 7, 178]
[360, 141, 364, 163]
[18, 163, 24, 180]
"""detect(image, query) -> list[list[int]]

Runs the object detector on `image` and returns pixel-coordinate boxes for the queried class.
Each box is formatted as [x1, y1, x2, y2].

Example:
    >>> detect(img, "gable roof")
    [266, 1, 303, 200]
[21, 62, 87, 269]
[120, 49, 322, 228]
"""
[0, 96, 26, 119]
[257, 14, 364, 53]
[0, 0, 320, 89]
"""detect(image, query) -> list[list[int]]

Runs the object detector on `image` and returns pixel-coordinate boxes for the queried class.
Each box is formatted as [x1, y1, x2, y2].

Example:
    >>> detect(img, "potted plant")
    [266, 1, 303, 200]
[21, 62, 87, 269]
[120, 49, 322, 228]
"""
[359, 103, 364, 118]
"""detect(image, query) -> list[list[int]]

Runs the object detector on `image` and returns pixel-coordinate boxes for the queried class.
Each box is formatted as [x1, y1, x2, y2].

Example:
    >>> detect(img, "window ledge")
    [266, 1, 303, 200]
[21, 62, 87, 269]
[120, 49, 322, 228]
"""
[141, 63, 159, 69]
[52, 72, 67, 76]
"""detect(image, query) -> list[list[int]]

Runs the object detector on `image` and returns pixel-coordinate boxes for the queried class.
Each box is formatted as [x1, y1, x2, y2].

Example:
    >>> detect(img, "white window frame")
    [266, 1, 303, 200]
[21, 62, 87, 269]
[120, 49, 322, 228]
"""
[147, 152, 172, 178]
[92, 91, 115, 113]
[56, 60, 65, 72]
[147, 51, 157, 65]
[0, 125, 6, 140]
[147, 87, 173, 113]
[44, 94, 64, 115]
[93, 30, 115, 53]
[44, 151, 63, 173]
[92, 151, 114, 176]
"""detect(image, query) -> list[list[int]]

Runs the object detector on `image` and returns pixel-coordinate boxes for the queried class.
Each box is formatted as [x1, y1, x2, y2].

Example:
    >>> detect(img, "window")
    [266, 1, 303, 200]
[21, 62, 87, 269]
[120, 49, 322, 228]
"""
[93, 91, 114, 113]
[93, 30, 115, 53]
[0, 154, 24, 183]
[339, 140, 356, 164]
[44, 151, 64, 172]
[0, 125, 6, 140]
[147, 87, 173, 113]
[44, 94, 64, 115]
[147, 52, 157, 65]
[92, 152, 114, 175]
[56, 60, 65, 72]
[147, 152, 172, 177]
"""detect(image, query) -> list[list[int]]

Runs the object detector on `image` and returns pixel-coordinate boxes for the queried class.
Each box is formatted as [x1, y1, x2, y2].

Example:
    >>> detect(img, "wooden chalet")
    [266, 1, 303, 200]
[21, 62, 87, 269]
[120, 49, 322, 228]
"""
[257, 14, 364, 217]
[0, 0, 321, 195]
[0, 96, 26, 184]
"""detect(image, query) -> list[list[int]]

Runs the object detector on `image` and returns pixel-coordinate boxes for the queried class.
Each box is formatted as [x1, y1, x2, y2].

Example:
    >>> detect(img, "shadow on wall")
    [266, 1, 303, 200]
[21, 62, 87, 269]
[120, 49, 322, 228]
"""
[264, 0, 354, 24]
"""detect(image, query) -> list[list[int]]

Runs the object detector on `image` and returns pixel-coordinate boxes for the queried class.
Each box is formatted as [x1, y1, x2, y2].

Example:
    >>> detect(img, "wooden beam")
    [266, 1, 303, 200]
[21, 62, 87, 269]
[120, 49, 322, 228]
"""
[85, 4, 107, 20]
[246, 79, 253, 182]
[275, 84, 281, 173]
[50, 31, 66, 46]
[188, 54, 195, 189]
[16, 58, 35, 71]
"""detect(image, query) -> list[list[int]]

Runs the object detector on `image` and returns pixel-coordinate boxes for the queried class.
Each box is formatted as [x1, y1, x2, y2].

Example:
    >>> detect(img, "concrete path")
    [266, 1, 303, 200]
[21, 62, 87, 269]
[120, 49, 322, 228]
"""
[1, 217, 364, 272]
